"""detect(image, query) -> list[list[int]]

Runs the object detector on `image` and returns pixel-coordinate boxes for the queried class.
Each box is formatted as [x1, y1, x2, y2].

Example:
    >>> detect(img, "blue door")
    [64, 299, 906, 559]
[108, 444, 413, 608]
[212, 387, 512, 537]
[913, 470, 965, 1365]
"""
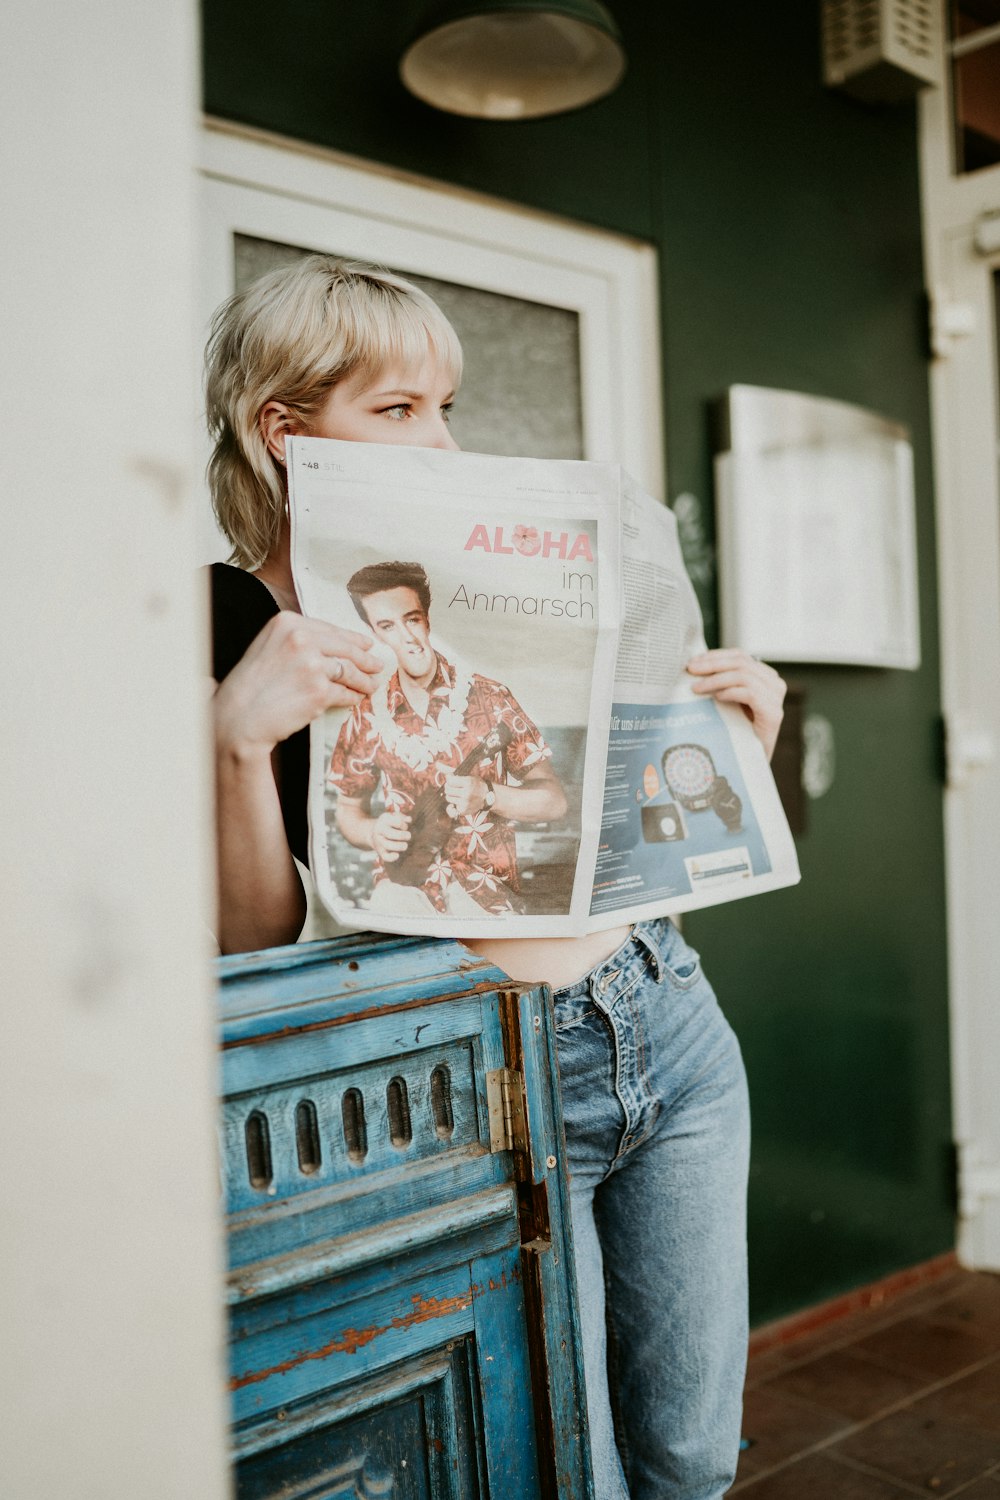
[218, 934, 594, 1499]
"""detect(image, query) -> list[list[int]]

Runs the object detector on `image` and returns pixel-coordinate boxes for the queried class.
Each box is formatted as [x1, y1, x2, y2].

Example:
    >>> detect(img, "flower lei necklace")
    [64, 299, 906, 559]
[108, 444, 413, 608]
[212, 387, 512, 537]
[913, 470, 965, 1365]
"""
[367, 657, 473, 772]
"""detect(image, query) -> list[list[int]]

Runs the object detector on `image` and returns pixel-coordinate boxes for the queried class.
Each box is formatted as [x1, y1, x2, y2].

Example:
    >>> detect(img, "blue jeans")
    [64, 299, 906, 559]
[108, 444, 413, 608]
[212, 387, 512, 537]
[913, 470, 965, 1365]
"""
[553, 918, 750, 1500]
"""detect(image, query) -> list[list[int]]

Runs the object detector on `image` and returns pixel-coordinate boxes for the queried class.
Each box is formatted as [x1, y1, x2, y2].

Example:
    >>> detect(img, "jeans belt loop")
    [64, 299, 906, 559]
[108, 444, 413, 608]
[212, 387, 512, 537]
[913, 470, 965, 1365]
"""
[632, 922, 664, 982]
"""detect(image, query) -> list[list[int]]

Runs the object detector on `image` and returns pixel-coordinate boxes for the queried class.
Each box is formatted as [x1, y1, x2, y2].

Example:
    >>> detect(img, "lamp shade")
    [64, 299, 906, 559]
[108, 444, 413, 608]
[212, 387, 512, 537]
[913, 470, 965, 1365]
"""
[400, 0, 627, 120]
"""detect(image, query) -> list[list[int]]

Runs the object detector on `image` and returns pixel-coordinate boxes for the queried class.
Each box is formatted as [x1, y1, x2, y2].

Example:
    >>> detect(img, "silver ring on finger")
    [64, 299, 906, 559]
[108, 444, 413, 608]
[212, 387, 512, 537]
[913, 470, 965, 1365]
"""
[330, 657, 344, 682]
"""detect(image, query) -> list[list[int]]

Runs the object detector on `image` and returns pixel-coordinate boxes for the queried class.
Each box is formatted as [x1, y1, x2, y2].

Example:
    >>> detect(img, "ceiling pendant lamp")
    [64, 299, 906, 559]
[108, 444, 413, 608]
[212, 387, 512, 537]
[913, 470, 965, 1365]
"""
[400, 0, 627, 121]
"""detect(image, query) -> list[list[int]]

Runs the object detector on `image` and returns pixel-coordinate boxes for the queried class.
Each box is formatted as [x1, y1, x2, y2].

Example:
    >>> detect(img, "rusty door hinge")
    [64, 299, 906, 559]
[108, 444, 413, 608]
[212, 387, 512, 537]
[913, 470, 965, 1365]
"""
[486, 1066, 528, 1155]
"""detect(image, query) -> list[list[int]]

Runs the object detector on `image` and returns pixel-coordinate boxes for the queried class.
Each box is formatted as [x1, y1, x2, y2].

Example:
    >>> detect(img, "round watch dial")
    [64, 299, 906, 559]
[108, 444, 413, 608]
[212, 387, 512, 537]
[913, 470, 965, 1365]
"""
[663, 744, 716, 800]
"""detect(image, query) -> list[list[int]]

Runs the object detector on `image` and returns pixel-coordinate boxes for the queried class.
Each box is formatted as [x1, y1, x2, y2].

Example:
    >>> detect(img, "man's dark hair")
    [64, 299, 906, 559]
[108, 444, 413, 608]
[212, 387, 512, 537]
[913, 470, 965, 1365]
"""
[346, 561, 432, 625]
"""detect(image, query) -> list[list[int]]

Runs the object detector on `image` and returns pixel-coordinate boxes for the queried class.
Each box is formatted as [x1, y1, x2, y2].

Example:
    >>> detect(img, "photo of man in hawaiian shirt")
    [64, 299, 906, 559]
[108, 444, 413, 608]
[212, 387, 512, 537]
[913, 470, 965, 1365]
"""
[329, 561, 568, 917]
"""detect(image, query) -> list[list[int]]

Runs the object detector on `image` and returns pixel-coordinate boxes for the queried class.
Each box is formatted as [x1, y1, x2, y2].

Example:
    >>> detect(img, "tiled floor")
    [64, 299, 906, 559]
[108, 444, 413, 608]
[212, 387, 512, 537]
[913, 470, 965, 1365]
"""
[732, 1269, 1000, 1496]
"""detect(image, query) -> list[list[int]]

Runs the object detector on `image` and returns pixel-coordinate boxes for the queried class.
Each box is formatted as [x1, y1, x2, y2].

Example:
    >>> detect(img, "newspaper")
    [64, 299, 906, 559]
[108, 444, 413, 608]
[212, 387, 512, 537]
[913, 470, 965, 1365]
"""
[288, 437, 800, 938]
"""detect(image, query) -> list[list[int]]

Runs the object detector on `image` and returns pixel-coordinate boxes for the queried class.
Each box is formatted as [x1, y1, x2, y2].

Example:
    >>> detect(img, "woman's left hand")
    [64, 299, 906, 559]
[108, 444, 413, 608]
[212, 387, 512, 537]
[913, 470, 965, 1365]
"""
[686, 649, 786, 762]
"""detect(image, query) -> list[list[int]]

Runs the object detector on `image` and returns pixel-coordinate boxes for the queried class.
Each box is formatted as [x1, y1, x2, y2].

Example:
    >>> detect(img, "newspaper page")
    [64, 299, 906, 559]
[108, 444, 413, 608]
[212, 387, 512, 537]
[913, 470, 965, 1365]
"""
[289, 436, 621, 938]
[587, 477, 799, 924]
[288, 439, 799, 938]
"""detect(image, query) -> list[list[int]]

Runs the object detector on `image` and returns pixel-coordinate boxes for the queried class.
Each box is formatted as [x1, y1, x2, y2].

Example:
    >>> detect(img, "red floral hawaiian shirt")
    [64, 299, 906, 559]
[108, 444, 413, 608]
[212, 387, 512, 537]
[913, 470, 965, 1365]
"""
[328, 654, 552, 913]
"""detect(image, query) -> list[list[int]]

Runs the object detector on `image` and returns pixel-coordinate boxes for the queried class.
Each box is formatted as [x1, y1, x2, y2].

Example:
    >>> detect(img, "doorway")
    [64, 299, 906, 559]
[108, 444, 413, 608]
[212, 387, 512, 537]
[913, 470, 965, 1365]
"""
[198, 121, 664, 938]
[198, 122, 664, 557]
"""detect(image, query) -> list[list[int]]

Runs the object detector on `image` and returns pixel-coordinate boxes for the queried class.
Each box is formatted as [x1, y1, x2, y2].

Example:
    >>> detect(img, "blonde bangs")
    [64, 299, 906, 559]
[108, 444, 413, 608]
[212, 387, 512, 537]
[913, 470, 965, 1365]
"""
[327, 273, 463, 394]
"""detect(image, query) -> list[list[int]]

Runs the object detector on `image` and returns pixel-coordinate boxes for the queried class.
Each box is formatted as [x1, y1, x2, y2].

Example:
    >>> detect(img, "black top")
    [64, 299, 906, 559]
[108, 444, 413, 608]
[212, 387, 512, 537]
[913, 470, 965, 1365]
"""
[209, 562, 310, 866]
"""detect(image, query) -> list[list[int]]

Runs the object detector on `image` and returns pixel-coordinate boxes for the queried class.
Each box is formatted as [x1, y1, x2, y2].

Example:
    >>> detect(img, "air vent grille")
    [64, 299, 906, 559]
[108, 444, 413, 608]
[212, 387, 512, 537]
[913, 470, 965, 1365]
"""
[824, 0, 881, 68]
[822, 0, 939, 100]
[891, 0, 934, 62]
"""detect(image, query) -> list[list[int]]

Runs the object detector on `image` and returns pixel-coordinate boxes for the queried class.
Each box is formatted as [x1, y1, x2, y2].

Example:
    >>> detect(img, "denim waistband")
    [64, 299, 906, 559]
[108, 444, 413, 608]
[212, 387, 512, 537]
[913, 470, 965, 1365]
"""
[552, 918, 668, 1002]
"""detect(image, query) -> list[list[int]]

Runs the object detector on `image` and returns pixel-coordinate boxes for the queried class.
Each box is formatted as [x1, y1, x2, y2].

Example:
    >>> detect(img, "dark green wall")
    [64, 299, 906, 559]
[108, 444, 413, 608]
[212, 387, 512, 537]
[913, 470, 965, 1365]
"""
[203, 0, 954, 1324]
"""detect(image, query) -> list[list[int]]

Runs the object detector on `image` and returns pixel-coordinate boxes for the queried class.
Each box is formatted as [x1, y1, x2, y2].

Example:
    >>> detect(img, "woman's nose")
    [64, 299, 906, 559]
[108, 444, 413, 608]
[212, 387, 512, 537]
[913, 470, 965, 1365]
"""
[426, 418, 460, 452]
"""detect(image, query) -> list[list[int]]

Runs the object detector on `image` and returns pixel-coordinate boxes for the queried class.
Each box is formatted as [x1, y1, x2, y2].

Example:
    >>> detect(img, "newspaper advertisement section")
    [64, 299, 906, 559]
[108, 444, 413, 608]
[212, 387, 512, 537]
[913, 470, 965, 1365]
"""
[289, 439, 799, 939]
[590, 480, 795, 924]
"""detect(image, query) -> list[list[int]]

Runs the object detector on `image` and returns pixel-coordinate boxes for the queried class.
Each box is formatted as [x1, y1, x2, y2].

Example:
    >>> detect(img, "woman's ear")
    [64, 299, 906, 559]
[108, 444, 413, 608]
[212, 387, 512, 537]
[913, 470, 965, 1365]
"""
[259, 401, 299, 465]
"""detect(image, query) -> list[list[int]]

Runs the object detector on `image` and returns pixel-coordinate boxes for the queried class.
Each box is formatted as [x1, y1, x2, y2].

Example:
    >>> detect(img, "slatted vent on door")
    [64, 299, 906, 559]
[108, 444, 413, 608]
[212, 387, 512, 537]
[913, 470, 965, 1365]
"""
[822, 0, 939, 100]
[227, 1048, 478, 1209]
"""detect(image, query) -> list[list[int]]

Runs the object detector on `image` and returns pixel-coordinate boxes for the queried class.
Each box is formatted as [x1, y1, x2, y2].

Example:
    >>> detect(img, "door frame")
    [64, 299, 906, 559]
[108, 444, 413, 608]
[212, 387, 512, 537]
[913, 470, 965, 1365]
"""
[919, 6, 1000, 1268]
[198, 119, 664, 558]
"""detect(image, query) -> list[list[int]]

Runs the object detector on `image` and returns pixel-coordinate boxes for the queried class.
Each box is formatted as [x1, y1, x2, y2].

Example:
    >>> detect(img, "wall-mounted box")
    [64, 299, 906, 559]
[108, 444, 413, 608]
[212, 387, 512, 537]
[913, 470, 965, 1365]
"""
[821, 0, 941, 103]
[713, 385, 920, 670]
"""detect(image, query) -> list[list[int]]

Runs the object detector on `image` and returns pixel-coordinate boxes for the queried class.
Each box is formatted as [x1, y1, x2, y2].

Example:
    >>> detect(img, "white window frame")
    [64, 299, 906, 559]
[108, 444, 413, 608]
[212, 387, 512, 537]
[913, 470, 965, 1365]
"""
[198, 118, 664, 560]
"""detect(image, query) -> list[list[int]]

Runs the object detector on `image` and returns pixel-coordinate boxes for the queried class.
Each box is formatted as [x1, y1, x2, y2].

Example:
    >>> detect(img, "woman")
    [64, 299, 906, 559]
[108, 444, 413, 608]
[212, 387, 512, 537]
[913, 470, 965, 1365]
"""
[207, 255, 785, 1500]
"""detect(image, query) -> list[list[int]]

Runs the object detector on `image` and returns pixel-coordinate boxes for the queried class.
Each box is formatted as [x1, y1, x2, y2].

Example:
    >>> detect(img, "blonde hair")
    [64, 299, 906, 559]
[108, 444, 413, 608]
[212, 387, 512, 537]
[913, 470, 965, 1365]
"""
[205, 256, 463, 569]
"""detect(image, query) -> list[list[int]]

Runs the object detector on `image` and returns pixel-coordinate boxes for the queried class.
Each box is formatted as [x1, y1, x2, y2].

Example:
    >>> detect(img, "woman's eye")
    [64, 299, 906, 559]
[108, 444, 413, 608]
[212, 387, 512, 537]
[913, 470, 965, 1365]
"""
[381, 404, 410, 420]
[441, 403, 453, 423]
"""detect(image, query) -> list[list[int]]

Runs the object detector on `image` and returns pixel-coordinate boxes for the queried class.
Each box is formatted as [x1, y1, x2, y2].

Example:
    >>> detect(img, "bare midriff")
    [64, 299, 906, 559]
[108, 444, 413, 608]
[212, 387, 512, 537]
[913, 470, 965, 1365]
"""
[463, 925, 632, 991]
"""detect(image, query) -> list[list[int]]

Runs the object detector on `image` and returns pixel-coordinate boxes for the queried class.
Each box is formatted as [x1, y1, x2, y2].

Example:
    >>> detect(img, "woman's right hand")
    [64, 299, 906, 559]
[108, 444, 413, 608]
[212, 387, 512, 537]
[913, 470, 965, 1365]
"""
[213, 611, 382, 756]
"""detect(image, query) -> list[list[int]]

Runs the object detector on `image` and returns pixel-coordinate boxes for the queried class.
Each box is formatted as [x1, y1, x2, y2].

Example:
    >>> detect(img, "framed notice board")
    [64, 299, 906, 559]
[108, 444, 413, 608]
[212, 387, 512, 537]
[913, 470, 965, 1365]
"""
[713, 385, 920, 670]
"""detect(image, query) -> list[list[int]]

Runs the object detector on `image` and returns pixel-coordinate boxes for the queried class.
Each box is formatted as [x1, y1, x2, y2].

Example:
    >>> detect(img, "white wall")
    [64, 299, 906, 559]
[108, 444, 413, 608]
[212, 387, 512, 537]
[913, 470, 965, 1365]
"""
[0, 3, 230, 1494]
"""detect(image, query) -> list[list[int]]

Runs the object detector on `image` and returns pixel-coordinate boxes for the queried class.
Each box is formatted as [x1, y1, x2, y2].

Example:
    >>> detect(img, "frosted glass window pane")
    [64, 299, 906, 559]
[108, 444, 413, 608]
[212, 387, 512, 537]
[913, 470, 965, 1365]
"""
[233, 234, 584, 460]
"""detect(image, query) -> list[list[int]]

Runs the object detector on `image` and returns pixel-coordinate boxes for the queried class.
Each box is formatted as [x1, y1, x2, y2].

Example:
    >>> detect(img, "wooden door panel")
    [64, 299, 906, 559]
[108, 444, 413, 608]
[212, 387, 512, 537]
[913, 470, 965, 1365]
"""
[219, 934, 593, 1499]
[231, 1250, 518, 1415]
[235, 1343, 486, 1498]
[229, 1185, 518, 1303]
[228, 1161, 510, 1276]
[232, 1247, 539, 1495]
